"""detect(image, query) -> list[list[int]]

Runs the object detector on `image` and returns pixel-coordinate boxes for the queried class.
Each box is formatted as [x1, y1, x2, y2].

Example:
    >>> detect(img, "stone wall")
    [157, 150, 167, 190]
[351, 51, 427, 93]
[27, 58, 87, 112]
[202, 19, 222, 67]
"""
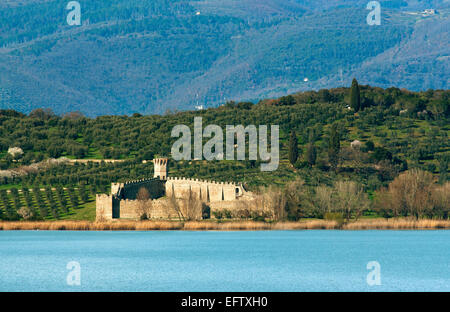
[115, 199, 140, 219]
[97, 176, 257, 221]
[96, 195, 202, 221]
[208, 195, 270, 218]
[165, 177, 246, 202]
[151, 198, 183, 219]
[96, 194, 113, 221]
[111, 178, 165, 200]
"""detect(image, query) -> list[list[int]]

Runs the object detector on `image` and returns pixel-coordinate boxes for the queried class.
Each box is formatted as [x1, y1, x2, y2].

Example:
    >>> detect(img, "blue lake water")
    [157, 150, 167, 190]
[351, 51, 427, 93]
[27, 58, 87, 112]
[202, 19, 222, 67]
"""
[0, 230, 449, 292]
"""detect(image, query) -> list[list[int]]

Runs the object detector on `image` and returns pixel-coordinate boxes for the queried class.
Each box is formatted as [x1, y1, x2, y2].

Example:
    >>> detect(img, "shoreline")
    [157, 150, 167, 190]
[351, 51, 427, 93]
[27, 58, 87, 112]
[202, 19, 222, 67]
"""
[1, 219, 450, 231]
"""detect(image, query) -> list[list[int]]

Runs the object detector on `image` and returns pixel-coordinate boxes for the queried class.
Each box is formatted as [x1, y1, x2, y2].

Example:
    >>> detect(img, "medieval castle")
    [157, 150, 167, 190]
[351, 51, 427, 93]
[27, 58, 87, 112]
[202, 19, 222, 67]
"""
[96, 158, 259, 221]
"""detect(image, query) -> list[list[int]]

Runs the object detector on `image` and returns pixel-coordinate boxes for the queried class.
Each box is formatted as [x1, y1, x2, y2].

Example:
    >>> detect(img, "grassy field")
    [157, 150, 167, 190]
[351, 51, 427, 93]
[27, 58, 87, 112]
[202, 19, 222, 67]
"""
[60, 201, 96, 221]
[0, 186, 96, 221]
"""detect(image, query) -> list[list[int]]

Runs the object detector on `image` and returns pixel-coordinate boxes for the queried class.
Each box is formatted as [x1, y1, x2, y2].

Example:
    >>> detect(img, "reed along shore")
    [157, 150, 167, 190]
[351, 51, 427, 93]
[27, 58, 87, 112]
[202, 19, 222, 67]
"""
[1, 219, 450, 231]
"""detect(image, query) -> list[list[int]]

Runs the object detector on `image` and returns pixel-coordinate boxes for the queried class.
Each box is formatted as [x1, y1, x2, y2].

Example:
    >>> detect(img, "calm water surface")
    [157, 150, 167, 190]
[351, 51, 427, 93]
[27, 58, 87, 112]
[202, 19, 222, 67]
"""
[1, 230, 449, 291]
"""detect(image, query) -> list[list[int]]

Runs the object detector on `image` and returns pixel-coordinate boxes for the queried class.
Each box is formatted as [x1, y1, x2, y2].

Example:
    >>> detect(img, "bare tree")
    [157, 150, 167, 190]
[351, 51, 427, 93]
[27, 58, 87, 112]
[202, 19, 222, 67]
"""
[262, 186, 287, 221]
[431, 182, 450, 219]
[374, 172, 447, 220]
[334, 181, 368, 220]
[388, 169, 434, 219]
[184, 193, 203, 221]
[136, 187, 152, 220]
[167, 195, 185, 222]
[309, 185, 333, 218]
[284, 178, 307, 220]
[373, 187, 395, 218]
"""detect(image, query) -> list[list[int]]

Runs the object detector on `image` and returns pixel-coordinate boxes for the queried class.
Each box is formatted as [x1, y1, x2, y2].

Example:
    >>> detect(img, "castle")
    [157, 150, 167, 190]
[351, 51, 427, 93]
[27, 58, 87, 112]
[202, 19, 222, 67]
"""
[96, 158, 258, 221]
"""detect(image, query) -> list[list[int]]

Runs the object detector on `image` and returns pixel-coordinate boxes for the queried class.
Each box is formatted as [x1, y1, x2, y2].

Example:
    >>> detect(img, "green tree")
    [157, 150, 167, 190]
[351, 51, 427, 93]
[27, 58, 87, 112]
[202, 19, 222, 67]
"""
[288, 130, 299, 166]
[438, 155, 449, 185]
[48, 144, 63, 158]
[350, 78, 361, 112]
[364, 140, 375, 152]
[89, 184, 97, 197]
[306, 143, 317, 166]
[33, 186, 48, 218]
[56, 186, 68, 213]
[68, 187, 80, 209]
[78, 184, 89, 203]
[328, 124, 340, 171]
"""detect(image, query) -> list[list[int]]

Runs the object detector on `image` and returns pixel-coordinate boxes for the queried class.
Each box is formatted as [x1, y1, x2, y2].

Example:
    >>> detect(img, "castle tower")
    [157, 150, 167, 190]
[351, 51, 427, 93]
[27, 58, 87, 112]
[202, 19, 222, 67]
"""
[153, 158, 168, 180]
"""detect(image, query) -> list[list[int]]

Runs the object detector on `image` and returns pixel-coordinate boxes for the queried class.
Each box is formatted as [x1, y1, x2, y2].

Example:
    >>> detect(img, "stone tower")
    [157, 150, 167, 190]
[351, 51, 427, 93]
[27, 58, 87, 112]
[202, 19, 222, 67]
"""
[153, 158, 168, 180]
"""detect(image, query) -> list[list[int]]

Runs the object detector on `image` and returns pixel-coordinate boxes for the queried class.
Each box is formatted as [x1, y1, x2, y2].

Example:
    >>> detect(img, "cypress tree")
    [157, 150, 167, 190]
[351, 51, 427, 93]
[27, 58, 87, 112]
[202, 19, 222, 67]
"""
[306, 143, 317, 166]
[288, 130, 299, 166]
[350, 78, 361, 112]
[328, 124, 341, 171]
[438, 155, 449, 185]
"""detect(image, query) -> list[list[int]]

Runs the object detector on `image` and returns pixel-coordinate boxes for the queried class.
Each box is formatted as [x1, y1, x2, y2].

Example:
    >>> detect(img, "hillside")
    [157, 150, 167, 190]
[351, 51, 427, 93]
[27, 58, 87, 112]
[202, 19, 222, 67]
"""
[0, 84, 448, 221]
[0, 0, 449, 116]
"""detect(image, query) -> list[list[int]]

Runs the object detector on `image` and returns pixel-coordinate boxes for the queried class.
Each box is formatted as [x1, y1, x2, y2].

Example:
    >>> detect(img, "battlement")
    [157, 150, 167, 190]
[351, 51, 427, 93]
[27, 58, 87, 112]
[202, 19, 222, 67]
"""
[166, 176, 247, 202]
[166, 177, 238, 187]
[111, 178, 165, 201]
[111, 178, 158, 191]
[96, 193, 112, 200]
[153, 158, 168, 180]
[122, 178, 157, 186]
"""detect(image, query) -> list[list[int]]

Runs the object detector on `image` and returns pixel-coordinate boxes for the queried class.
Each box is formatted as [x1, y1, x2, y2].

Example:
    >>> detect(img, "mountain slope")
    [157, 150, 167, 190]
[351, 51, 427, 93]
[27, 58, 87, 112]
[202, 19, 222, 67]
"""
[0, 0, 448, 116]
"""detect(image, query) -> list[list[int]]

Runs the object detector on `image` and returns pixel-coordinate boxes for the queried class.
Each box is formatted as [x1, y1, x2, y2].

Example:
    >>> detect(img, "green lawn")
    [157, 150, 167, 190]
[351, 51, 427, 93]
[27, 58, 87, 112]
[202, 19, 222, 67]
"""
[61, 200, 96, 221]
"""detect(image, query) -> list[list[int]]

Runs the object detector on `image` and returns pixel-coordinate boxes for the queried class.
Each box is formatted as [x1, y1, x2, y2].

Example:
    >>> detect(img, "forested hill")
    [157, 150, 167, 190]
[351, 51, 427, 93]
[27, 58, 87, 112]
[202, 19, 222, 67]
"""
[1, 85, 449, 187]
[0, 0, 449, 116]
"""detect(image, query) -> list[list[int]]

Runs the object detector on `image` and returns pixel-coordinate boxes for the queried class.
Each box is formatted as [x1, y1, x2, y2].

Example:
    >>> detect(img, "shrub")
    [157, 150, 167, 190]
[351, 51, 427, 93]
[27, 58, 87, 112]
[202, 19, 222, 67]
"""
[324, 212, 345, 227]
[212, 210, 224, 219]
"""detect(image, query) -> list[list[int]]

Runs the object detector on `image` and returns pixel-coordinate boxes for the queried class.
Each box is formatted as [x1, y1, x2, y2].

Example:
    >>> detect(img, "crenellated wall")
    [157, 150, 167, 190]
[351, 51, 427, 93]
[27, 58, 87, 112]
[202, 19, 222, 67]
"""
[96, 159, 256, 221]
[111, 178, 165, 200]
[165, 177, 247, 202]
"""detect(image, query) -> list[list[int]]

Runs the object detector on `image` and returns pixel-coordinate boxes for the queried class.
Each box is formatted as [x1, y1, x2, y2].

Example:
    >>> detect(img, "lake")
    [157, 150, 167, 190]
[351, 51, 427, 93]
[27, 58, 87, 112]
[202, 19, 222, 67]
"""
[1, 230, 449, 291]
